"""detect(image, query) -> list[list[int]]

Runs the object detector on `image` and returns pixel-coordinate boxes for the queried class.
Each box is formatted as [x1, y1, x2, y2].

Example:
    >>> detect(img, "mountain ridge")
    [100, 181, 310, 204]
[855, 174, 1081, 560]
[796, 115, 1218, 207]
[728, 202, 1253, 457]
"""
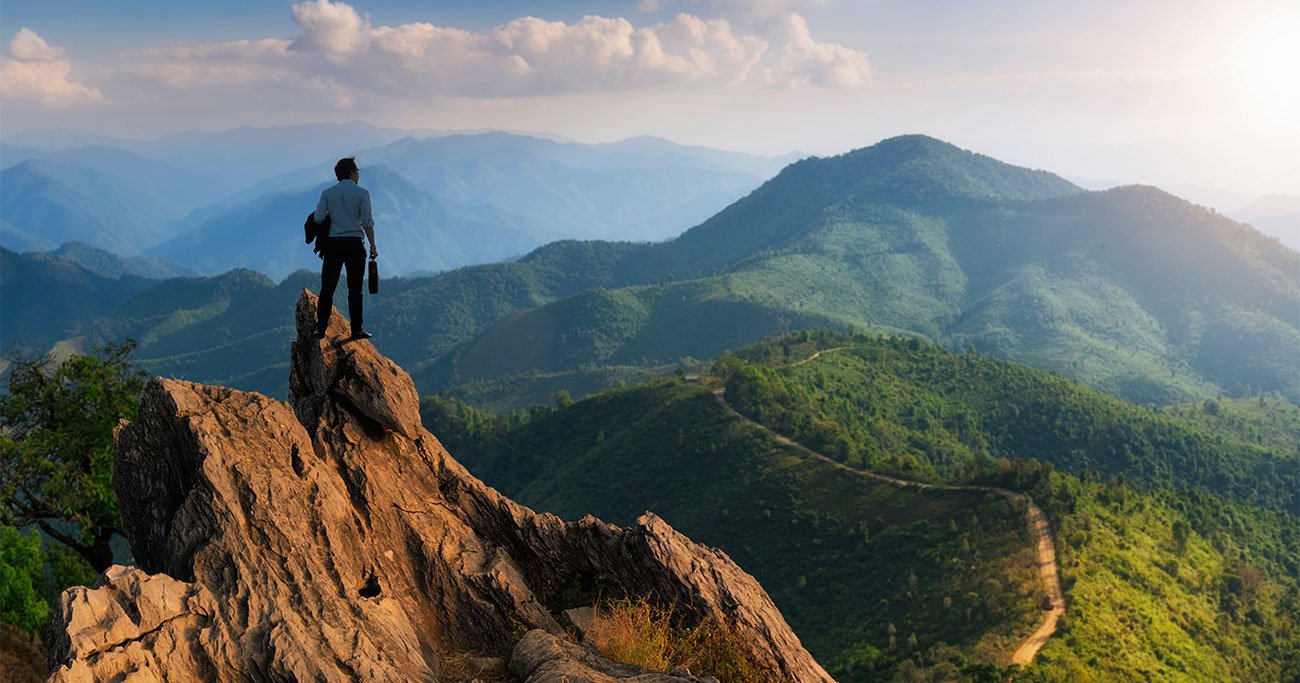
[8, 134, 1296, 408]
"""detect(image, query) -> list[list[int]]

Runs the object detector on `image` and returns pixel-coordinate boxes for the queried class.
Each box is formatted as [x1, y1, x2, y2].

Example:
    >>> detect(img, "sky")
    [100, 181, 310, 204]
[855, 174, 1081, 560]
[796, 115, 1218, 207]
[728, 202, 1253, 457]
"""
[1, 0, 1297, 197]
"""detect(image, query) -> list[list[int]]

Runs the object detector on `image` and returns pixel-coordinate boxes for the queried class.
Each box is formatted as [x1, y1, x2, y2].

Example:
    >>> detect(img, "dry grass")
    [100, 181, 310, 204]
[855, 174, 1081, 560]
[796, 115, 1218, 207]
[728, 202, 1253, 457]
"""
[588, 598, 764, 681]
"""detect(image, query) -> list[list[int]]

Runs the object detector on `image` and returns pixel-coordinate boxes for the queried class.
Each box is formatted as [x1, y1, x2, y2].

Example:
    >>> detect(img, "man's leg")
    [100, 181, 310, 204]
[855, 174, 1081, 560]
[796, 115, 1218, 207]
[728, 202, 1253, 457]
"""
[317, 241, 344, 335]
[343, 239, 366, 333]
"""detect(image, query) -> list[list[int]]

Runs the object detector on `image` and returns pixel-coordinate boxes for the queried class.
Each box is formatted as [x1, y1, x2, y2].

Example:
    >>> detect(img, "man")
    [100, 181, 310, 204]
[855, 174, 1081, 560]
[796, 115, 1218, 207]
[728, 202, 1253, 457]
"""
[313, 157, 378, 340]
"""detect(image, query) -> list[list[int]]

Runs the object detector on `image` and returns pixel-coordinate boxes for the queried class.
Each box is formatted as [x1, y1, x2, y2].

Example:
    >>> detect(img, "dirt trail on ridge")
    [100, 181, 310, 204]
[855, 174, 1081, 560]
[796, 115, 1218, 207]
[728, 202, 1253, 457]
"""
[712, 346, 1065, 667]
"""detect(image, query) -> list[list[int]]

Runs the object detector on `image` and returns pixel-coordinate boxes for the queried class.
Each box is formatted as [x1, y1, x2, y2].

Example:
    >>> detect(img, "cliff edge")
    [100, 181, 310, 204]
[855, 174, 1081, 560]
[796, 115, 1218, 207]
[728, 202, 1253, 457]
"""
[44, 290, 832, 682]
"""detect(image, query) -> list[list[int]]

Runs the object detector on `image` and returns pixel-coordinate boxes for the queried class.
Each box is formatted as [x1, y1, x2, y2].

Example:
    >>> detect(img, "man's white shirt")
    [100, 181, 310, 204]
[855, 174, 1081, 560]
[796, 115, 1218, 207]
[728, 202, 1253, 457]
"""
[314, 179, 373, 239]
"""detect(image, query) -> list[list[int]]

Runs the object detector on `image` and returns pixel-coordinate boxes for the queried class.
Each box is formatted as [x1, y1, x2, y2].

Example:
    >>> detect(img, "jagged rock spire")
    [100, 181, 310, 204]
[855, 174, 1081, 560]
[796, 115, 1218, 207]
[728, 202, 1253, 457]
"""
[46, 291, 833, 682]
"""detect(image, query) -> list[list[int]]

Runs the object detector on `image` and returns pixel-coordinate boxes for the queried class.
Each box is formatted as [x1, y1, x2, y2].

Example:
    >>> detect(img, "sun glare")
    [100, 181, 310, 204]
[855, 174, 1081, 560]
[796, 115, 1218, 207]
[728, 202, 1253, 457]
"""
[1236, 13, 1300, 116]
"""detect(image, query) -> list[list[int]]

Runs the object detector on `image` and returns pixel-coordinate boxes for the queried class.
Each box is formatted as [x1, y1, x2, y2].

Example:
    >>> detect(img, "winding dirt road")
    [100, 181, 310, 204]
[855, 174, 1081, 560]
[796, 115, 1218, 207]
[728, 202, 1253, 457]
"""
[712, 349, 1065, 666]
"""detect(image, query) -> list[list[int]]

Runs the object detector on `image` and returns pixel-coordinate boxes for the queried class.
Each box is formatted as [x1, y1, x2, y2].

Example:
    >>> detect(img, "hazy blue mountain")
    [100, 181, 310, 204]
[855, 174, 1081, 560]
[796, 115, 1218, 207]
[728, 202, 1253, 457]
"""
[149, 165, 541, 278]
[0, 159, 180, 254]
[359, 131, 788, 242]
[128, 121, 447, 183]
[144, 130, 789, 274]
[0, 219, 54, 252]
[5, 126, 791, 269]
[34, 146, 228, 213]
[1230, 194, 1300, 251]
[0, 143, 43, 170]
[589, 135, 806, 173]
[0, 129, 135, 152]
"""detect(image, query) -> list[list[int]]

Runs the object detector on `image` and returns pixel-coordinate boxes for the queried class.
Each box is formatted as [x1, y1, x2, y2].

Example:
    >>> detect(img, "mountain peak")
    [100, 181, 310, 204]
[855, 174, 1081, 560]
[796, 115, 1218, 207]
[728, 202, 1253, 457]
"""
[807, 134, 1081, 204]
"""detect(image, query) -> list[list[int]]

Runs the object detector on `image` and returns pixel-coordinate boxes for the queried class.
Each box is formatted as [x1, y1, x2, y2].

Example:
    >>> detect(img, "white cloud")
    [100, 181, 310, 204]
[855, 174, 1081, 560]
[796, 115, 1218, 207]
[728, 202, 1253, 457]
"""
[290, 0, 370, 57]
[760, 13, 869, 87]
[122, 0, 865, 101]
[8, 27, 64, 62]
[0, 28, 103, 106]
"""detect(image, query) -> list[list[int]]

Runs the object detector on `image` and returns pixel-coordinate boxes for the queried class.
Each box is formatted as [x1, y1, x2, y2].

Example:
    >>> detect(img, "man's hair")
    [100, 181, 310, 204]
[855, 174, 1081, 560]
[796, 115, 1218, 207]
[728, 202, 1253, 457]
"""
[334, 157, 358, 181]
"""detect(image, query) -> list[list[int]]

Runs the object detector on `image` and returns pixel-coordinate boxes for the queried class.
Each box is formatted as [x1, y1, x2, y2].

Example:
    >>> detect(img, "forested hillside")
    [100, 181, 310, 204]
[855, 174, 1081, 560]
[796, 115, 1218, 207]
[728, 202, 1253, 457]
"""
[0, 248, 161, 349]
[717, 333, 1297, 511]
[423, 381, 1045, 681]
[432, 136, 1299, 407]
[425, 332, 1300, 681]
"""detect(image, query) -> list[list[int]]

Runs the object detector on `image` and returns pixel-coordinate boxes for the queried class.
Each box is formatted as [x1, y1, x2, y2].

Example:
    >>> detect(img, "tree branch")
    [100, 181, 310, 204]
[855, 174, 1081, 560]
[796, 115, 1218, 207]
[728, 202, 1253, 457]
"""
[37, 519, 82, 550]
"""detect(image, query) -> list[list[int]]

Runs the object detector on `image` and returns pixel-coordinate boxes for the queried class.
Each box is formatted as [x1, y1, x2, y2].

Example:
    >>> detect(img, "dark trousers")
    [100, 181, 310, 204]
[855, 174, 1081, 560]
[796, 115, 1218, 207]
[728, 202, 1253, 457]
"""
[318, 237, 366, 333]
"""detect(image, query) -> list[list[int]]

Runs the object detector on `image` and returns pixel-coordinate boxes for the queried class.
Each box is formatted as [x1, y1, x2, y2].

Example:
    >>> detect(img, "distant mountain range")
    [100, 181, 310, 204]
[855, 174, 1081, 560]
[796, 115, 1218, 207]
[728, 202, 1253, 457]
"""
[1068, 175, 1299, 252]
[0, 157, 183, 255]
[1230, 194, 1300, 251]
[148, 165, 542, 278]
[5, 134, 1296, 408]
[1, 124, 793, 276]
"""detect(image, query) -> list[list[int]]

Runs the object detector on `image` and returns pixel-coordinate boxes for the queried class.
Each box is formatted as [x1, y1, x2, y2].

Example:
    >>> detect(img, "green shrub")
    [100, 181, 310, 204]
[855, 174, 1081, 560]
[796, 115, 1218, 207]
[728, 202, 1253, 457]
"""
[0, 525, 49, 634]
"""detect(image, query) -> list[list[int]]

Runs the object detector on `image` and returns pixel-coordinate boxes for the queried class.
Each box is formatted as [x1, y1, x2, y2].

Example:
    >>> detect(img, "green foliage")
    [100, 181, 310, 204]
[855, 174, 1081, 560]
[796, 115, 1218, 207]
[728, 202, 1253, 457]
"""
[0, 341, 145, 572]
[1022, 474, 1299, 682]
[718, 332, 1298, 512]
[1161, 395, 1300, 454]
[0, 526, 48, 634]
[716, 333, 1300, 680]
[423, 381, 1045, 681]
[0, 525, 95, 635]
[427, 332, 1299, 681]
[0, 247, 157, 349]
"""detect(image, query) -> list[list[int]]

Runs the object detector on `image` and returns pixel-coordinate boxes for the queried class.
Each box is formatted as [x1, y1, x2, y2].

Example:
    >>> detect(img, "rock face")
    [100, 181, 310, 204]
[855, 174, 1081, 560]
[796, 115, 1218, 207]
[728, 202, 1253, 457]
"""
[45, 290, 833, 682]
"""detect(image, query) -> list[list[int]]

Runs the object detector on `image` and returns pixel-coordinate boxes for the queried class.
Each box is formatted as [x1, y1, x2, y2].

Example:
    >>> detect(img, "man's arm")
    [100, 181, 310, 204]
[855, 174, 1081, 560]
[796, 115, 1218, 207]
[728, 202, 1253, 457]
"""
[362, 225, 376, 257]
[360, 189, 377, 258]
[313, 191, 329, 224]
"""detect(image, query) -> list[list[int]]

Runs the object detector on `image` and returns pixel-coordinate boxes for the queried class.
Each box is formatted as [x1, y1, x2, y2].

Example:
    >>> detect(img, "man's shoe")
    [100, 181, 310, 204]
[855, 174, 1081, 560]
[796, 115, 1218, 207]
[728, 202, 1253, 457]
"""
[350, 329, 374, 340]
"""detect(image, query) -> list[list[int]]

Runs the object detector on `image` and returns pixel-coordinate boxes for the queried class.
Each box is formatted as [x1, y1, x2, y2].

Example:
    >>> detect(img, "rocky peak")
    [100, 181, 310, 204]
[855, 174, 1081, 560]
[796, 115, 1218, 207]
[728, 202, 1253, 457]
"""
[46, 290, 832, 681]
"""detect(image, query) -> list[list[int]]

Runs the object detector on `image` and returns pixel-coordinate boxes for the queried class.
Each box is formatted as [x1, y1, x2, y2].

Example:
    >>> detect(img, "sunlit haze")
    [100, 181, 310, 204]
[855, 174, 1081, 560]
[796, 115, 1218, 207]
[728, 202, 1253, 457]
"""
[1, 0, 1297, 198]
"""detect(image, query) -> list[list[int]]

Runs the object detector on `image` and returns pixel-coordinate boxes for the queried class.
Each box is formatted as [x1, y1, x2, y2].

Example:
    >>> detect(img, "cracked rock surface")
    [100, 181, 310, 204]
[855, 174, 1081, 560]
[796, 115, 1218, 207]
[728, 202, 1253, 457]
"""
[45, 290, 832, 682]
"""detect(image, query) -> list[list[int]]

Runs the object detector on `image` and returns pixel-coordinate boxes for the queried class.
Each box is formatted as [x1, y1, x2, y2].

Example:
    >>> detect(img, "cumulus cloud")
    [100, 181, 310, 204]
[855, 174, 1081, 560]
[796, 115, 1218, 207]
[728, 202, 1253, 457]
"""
[760, 14, 869, 87]
[123, 0, 864, 102]
[0, 28, 103, 106]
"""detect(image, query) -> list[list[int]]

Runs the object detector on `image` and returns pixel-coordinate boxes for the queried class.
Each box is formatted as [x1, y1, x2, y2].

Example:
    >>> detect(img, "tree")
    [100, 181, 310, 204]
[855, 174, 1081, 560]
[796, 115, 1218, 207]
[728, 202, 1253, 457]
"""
[0, 525, 48, 633]
[0, 342, 146, 573]
[1172, 519, 1191, 555]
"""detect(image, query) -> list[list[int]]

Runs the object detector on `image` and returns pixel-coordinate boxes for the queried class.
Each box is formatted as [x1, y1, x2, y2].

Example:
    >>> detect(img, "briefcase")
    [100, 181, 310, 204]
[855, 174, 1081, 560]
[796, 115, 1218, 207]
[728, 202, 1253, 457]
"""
[368, 257, 379, 294]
